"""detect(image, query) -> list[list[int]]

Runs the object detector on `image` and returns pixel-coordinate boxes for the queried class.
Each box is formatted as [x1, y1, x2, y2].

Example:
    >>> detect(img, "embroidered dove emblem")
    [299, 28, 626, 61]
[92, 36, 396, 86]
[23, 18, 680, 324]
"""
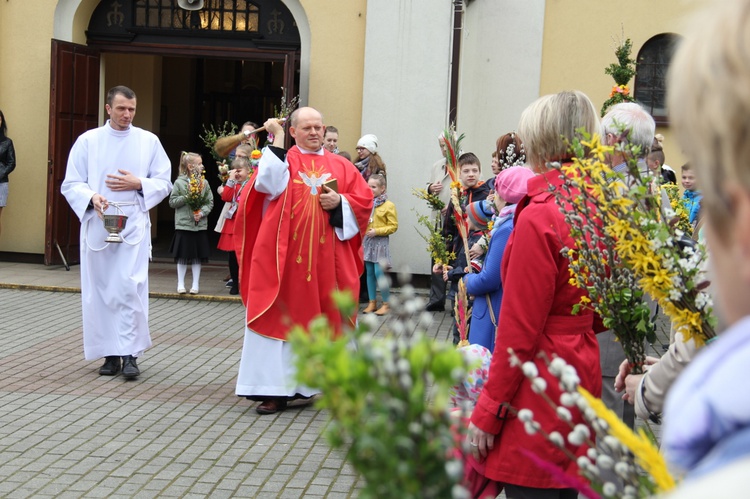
[298, 171, 331, 195]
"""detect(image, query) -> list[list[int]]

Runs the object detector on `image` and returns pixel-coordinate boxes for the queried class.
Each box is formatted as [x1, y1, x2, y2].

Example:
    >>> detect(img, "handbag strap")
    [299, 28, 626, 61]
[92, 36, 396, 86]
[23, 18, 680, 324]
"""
[486, 295, 497, 328]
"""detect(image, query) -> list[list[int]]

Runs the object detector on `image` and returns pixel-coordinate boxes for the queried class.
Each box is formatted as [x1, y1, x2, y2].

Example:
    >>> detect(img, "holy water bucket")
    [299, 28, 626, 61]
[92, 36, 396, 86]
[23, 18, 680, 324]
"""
[102, 203, 128, 243]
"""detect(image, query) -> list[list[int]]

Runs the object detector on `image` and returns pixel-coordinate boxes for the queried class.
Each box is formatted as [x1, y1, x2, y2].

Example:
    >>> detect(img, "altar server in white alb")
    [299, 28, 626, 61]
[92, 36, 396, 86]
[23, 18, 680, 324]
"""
[61, 85, 172, 380]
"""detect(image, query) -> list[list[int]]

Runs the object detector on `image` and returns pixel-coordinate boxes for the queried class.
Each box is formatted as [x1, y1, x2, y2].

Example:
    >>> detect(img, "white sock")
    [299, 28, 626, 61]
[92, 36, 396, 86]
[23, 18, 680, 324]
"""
[177, 263, 187, 289]
[191, 262, 202, 290]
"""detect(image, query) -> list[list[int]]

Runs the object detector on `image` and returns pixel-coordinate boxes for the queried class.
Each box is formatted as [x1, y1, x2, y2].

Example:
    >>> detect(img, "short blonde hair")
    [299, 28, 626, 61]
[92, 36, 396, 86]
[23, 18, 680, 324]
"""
[517, 90, 599, 171]
[231, 156, 251, 171]
[668, 0, 750, 238]
[235, 144, 253, 158]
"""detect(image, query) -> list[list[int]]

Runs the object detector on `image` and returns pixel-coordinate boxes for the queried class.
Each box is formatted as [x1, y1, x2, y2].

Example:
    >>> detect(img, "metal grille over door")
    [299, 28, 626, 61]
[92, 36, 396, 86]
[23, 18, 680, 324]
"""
[134, 0, 260, 33]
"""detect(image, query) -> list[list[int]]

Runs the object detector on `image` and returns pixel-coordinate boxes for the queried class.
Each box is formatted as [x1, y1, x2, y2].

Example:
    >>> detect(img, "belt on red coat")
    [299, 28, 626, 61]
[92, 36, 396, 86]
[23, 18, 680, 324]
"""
[542, 314, 594, 335]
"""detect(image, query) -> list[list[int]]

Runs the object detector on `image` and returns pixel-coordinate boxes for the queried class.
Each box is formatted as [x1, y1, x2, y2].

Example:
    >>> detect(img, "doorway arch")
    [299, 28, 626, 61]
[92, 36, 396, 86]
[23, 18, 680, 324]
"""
[52, 0, 310, 103]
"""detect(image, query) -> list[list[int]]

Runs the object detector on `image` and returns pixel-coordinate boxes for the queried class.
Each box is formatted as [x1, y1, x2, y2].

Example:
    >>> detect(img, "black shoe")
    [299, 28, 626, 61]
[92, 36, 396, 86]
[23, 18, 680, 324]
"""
[121, 355, 140, 379]
[99, 356, 121, 376]
[229, 287, 239, 295]
[425, 303, 445, 312]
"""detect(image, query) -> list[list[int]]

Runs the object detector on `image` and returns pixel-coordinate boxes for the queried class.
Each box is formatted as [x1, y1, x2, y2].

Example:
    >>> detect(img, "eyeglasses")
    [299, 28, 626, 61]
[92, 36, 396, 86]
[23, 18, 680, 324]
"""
[356, 147, 366, 151]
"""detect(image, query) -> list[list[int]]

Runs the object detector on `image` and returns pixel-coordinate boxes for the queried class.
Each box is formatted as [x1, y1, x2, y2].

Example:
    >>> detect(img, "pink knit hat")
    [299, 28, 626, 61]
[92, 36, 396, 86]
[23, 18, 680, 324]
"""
[494, 166, 535, 204]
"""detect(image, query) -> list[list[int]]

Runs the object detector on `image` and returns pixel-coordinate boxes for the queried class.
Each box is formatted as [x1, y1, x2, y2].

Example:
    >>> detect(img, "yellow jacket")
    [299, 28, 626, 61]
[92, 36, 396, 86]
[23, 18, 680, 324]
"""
[367, 200, 399, 236]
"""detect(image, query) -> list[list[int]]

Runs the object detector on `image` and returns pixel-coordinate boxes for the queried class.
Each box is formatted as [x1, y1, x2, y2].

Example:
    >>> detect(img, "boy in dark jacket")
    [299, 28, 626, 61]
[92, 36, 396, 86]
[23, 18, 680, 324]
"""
[442, 152, 491, 254]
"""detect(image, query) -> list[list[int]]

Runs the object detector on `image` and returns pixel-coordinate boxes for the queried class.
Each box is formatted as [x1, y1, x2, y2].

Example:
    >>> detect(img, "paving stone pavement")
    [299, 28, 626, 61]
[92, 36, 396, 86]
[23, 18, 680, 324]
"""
[0, 280, 454, 498]
[0, 261, 666, 497]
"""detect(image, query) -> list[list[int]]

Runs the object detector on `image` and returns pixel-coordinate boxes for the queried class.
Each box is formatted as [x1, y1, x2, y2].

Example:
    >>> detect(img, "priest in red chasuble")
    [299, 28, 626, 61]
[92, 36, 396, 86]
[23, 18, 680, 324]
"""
[234, 107, 373, 414]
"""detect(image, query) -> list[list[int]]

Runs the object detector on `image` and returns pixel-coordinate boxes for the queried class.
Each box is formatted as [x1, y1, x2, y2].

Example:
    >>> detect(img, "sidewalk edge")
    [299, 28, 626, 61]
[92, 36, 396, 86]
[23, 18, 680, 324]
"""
[0, 283, 243, 303]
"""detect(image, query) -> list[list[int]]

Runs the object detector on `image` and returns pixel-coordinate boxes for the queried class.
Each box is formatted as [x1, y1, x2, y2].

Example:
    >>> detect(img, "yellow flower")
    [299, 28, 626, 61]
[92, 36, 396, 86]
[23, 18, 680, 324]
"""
[610, 197, 635, 209]
[251, 149, 262, 159]
[579, 134, 613, 163]
[578, 387, 676, 492]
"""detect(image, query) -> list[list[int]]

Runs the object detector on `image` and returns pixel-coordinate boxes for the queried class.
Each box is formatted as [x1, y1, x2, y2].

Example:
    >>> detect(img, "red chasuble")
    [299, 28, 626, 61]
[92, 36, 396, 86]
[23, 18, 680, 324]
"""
[235, 146, 373, 341]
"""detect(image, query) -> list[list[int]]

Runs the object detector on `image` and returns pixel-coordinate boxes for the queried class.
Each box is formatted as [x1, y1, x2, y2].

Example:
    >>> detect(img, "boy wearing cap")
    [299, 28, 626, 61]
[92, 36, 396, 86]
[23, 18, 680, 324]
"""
[443, 198, 493, 344]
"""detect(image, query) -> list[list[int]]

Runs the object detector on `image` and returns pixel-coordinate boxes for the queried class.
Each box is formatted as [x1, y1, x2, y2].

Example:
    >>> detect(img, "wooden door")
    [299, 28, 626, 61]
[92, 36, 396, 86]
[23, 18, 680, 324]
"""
[45, 40, 100, 266]
[282, 49, 300, 149]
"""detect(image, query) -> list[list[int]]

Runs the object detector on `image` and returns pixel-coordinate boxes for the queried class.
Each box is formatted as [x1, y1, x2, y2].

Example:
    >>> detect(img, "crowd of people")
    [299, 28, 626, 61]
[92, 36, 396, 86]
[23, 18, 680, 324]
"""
[50, 0, 750, 494]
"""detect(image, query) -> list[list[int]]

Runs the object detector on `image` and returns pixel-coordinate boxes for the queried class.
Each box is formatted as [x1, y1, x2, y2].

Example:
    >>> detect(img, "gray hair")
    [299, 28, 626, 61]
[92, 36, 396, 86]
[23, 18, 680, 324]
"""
[601, 102, 655, 157]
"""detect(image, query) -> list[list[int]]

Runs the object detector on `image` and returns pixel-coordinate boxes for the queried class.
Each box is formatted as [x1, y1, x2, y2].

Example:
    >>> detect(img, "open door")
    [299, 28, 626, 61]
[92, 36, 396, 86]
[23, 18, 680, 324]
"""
[45, 40, 100, 266]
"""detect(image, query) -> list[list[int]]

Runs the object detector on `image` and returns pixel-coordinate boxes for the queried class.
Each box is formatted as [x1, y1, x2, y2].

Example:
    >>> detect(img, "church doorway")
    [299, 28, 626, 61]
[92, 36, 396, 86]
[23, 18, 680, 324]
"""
[46, 0, 301, 265]
[152, 54, 292, 260]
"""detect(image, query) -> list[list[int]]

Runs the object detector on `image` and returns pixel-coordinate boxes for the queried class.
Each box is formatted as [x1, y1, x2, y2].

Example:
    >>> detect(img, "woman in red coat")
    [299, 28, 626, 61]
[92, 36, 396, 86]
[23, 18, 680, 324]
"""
[468, 90, 603, 498]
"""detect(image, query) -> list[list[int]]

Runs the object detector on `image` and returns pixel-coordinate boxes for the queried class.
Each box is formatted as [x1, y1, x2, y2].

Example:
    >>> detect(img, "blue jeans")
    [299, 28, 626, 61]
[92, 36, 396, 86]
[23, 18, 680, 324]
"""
[365, 261, 389, 302]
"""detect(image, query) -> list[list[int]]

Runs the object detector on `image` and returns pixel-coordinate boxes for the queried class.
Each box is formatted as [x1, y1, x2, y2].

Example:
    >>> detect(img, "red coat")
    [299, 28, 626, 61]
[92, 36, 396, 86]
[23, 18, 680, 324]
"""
[216, 182, 242, 252]
[235, 146, 373, 341]
[470, 168, 602, 488]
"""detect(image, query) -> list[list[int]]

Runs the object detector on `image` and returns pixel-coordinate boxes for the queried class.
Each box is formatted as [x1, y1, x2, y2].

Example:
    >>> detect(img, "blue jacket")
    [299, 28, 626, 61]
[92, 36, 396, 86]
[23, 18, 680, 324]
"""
[683, 190, 702, 225]
[463, 215, 514, 352]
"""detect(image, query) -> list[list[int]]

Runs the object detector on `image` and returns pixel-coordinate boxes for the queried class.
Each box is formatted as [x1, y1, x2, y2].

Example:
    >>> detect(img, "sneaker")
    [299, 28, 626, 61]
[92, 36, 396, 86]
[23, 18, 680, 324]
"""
[225, 279, 234, 288]
[121, 356, 140, 379]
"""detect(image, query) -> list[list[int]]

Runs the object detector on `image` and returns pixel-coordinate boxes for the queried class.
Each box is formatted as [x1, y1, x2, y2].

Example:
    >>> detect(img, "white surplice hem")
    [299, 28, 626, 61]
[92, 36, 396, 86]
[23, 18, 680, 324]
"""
[235, 326, 319, 398]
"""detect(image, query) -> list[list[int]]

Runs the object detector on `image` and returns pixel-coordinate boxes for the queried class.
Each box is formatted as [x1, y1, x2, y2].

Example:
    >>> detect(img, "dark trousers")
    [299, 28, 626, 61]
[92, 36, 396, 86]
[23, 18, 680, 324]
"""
[427, 259, 447, 308]
[228, 251, 239, 294]
[504, 485, 577, 499]
[359, 272, 369, 303]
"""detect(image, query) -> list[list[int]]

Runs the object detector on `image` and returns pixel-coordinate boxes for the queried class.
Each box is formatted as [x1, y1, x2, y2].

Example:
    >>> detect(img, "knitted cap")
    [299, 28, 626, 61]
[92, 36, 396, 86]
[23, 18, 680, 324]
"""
[357, 134, 378, 154]
[494, 165, 535, 204]
[466, 200, 493, 230]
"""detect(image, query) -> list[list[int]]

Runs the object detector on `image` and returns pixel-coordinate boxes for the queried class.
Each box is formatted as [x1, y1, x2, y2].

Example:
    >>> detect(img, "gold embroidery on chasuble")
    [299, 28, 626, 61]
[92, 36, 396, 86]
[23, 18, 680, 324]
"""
[291, 159, 332, 282]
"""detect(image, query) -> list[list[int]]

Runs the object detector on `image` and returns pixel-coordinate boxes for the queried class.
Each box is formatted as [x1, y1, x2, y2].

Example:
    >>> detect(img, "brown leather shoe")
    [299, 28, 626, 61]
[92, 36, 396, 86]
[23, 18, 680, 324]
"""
[256, 398, 288, 415]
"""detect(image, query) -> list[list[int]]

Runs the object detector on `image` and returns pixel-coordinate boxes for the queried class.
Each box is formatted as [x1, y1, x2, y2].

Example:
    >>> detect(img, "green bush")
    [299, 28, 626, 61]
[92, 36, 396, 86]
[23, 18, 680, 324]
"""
[290, 289, 469, 498]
